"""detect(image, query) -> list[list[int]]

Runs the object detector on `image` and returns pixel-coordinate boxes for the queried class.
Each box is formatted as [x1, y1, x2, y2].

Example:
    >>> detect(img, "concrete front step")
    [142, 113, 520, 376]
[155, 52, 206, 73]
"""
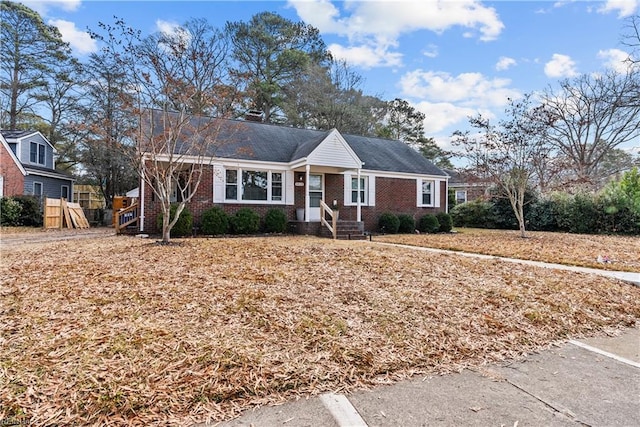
[320, 220, 366, 239]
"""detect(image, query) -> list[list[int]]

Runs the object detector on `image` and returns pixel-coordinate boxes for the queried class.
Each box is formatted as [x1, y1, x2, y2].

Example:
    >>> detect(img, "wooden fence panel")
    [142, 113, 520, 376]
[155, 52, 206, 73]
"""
[45, 198, 62, 229]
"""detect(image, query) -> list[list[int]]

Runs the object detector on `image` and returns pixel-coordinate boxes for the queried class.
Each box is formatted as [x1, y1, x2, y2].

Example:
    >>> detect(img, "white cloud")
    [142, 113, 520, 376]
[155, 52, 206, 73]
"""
[414, 101, 480, 135]
[156, 19, 181, 36]
[423, 44, 439, 59]
[288, 0, 504, 68]
[328, 42, 403, 68]
[496, 56, 516, 71]
[49, 18, 96, 55]
[21, 0, 81, 15]
[544, 54, 578, 78]
[399, 70, 520, 107]
[598, 0, 639, 18]
[598, 48, 632, 72]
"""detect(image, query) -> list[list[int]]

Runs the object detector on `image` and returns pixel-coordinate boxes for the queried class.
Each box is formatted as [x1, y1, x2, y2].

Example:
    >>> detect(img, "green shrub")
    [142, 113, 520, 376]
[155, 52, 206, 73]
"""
[418, 213, 440, 233]
[264, 208, 287, 233]
[450, 200, 495, 228]
[230, 207, 260, 234]
[157, 204, 193, 237]
[527, 198, 558, 232]
[567, 192, 599, 234]
[436, 212, 453, 232]
[378, 212, 400, 234]
[397, 214, 416, 233]
[13, 195, 42, 227]
[1, 197, 22, 226]
[200, 206, 229, 235]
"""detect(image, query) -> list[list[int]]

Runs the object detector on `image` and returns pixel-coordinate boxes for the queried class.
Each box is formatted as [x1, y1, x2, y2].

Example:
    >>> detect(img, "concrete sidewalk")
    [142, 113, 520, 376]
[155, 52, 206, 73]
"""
[207, 327, 640, 427]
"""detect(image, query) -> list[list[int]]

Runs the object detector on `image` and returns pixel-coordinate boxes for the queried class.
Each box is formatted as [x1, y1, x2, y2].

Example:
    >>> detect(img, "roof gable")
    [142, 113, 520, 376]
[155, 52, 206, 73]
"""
[0, 130, 54, 149]
[305, 129, 362, 169]
[0, 133, 26, 175]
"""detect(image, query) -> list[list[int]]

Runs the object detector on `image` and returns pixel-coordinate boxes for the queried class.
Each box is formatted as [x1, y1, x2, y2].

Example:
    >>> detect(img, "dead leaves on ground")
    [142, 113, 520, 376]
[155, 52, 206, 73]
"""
[376, 228, 640, 272]
[1, 235, 639, 426]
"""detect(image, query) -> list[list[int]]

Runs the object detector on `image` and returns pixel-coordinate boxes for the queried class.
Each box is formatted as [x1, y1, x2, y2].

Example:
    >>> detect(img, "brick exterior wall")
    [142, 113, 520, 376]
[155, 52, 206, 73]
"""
[142, 167, 447, 235]
[0, 143, 25, 197]
[143, 165, 296, 233]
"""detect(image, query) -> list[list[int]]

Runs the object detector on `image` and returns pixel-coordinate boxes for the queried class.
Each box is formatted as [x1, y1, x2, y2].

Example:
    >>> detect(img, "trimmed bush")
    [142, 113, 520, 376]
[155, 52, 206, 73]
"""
[200, 206, 229, 235]
[157, 204, 193, 237]
[450, 200, 495, 228]
[528, 198, 558, 231]
[13, 195, 42, 227]
[567, 192, 599, 234]
[1, 197, 22, 226]
[264, 208, 287, 233]
[397, 214, 416, 233]
[436, 212, 453, 232]
[378, 212, 400, 234]
[230, 207, 260, 235]
[418, 213, 440, 233]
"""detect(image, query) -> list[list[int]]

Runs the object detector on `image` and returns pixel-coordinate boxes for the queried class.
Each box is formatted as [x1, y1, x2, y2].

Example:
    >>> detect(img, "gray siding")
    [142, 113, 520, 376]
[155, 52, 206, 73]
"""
[24, 175, 73, 201]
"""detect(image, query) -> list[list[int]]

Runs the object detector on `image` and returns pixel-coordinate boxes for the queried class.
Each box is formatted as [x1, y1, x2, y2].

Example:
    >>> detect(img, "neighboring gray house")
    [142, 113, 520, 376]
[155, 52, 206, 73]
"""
[0, 130, 74, 201]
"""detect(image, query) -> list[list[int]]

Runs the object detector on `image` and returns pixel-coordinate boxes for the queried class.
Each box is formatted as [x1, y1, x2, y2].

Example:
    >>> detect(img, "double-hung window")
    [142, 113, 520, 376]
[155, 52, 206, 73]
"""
[225, 170, 238, 200]
[351, 177, 367, 205]
[30, 142, 45, 165]
[420, 179, 434, 206]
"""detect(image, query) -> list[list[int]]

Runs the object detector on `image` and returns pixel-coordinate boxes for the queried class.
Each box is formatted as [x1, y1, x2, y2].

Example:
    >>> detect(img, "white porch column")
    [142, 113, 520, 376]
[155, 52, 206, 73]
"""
[305, 164, 310, 222]
[139, 177, 145, 232]
[356, 168, 362, 222]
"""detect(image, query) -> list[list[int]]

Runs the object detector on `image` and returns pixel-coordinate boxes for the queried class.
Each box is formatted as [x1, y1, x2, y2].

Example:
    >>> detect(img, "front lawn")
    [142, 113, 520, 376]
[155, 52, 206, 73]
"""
[375, 228, 640, 272]
[1, 235, 639, 426]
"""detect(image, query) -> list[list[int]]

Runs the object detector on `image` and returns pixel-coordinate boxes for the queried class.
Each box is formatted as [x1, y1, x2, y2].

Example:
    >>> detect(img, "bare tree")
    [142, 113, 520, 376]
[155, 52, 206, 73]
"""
[453, 95, 552, 237]
[540, 70, 640, 189]
[91, 18, 237, 243]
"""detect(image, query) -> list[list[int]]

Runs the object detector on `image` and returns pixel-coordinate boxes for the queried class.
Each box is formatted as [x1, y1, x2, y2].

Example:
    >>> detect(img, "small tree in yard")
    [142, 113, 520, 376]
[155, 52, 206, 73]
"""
[91, 18, 237, 243]
[453, 94, 552, 237]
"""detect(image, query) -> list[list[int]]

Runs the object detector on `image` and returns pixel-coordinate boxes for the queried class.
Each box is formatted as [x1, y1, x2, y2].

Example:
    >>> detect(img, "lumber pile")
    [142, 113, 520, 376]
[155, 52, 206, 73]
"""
[45, 198, 90, 229]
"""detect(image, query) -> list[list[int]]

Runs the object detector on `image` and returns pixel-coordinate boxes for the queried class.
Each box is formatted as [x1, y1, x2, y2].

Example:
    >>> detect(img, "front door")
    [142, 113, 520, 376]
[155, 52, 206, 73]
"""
[308, 174, 323, 221]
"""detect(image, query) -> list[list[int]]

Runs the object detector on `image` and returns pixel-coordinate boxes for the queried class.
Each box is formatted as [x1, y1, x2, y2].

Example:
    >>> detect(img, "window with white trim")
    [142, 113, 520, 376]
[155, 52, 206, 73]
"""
[419, 179, 434, 206]
[351, 176, 367, 205]
[225, 170, 238, 200]
[33, 182, 43, 197]
[225, 168, 285, 203]
[61, 185, 69, 200]
[455, 190, 467, 204]
[30, 142, 45, 165]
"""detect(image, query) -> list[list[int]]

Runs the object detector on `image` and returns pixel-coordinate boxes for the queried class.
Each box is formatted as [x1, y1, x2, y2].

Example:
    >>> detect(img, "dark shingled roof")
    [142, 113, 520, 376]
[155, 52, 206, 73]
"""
[149, 111, 446, 177]
[343, 133, 446, 176]
[0, 130, 38, 139]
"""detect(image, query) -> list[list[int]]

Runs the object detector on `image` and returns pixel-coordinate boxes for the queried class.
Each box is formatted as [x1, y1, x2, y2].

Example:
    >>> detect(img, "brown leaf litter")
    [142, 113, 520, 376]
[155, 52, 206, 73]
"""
[1, 234, 638, 426]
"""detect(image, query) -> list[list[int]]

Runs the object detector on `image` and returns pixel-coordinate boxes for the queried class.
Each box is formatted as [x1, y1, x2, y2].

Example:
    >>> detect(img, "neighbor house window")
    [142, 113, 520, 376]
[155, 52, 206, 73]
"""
[225, 168, 284, 203]
[455, 190, 467, 204]
[225, 170, 238, 200]
[421, 180, 433, 206]
[30, 142, 45, 165]
[351, 177, 367, 205]
[33, 182, 43, 197]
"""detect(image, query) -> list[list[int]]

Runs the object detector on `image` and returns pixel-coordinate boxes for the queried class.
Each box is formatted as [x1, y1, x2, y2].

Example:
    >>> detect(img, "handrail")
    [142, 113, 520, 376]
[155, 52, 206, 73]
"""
[115, 202, 139, 234]
[319, 200, 338, 239]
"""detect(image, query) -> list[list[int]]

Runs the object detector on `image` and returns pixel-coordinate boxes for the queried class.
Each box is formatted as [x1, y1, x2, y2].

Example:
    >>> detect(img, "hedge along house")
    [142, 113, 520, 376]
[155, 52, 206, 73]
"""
[139, 112, 448, 236]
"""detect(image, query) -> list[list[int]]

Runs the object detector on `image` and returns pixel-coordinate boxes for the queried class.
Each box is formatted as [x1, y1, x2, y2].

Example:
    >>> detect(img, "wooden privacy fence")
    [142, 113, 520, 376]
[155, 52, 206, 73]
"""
[45, 198, 90, 229]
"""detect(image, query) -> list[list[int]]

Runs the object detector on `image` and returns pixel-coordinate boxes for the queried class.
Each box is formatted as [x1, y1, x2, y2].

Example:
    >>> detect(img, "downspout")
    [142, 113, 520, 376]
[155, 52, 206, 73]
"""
[356, 168, 361, 222]
[305, 164, 310, 222]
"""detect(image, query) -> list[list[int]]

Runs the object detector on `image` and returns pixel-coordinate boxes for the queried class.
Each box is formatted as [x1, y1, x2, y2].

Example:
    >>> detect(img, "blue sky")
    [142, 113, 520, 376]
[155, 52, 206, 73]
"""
[21, 0, 640, 153]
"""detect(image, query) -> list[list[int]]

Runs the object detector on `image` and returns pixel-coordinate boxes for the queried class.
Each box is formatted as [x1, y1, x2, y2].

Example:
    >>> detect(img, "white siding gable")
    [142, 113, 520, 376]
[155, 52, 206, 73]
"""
[307, 129, 362, 169]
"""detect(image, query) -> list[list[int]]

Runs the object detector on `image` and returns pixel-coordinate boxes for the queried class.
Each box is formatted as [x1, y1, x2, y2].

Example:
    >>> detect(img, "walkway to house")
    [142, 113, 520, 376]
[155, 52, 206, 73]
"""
[208, 242, 639, 427]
